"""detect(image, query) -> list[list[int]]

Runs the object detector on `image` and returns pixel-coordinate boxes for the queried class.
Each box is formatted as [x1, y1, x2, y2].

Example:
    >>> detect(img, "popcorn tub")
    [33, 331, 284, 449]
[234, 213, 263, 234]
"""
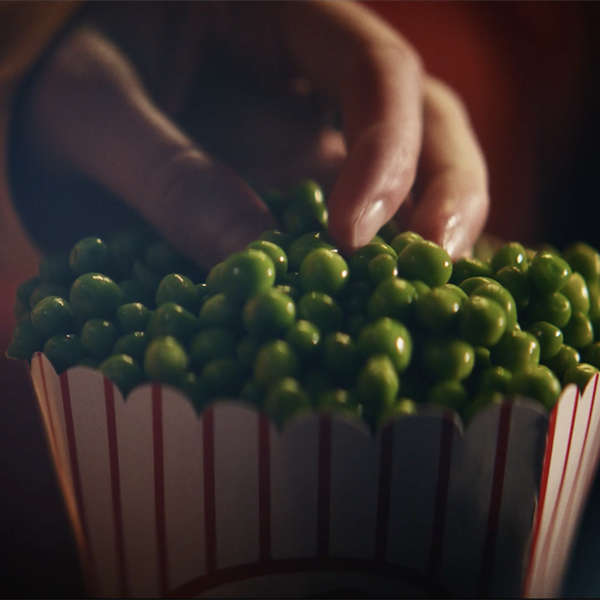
[30, 352, 600, 598]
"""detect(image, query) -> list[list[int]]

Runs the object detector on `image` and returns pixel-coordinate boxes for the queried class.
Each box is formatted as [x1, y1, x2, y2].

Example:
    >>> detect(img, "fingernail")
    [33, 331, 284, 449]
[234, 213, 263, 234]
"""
[442, 215, 470, 259]
[353, 198, 388, 248]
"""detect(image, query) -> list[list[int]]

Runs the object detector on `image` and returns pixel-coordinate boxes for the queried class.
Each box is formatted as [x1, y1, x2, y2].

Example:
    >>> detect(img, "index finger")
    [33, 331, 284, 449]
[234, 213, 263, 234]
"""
[279, 0, 425, 254]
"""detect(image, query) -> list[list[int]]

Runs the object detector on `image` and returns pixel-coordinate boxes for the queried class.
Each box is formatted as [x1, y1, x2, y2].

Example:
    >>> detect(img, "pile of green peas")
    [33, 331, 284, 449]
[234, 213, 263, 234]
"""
[7, 179, 600, 430]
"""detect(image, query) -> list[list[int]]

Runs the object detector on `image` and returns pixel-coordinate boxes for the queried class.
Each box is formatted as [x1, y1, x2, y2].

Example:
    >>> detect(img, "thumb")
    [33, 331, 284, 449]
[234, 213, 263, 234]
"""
[24, 28, 277, 268]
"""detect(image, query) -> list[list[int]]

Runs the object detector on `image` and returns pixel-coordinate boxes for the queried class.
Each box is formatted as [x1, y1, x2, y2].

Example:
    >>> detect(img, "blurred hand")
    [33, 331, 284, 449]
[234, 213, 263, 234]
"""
[20, 1, 488, 267]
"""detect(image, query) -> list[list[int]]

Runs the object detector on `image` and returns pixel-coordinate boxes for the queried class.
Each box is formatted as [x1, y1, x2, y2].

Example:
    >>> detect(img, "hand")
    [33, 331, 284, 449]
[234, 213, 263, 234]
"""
[18, 1, 488, 268]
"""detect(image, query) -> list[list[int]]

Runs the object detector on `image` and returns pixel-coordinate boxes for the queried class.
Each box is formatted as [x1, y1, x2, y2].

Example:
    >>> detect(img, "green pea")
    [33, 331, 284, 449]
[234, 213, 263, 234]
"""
[221, 249, 276, 303]
[144, 335, 189, 384]
[205, 261, 226, 296]
[275, 284, 300, 303]
[474, 346, 492, 372]
[243, 288, 296, 339]
[378, 220, 401, 245]
[189, 328, 237, 369]
[30, 296, 77, 339]
[115, 302, 149, 334]
[415, 287, 462, 334]
[254, 340, 300, 388]
[562, 311, 594, 349]
[529, 251, 572, 294]
[297, 292, 343, 334]
[196, 283, 210, 307]
[543, 344, 580, 379]
[322, 332, 360, 386]
[240, 379, 264, 407]
[471, 281, 518, 331]
[39, 253, 74, 286]
[427, 380, 469, 411]
[390, 231, 423, 256]
[177, 371, 210, 411]
[563, 242, 600, 283]
[344, 280, 374, 316]
[43, 334, 85, 373]
[509, 366, 561, 408]
[287, 232, 335, 270]
[357, 317, 412, 372]
[145, 240, 182, 275]
[317, 389, 360, 418]
[588, 281, 600, 321]
[155, 274, 199, 312]
[262, 377, 311, 429]
[107, 227, 154, 279]
[237, 336, 262, 372]
[69, 237, 112, 275]
[299, 248, 349, 296]
[367, 278, 417, 322]
[29, 282, 69, 309]
[198, 293, 242, 330]
[113, 331, 147, 364]
[450, 257, 493, 285]
[70, 273, 122, 320]
[459, 276, 496, 296]
[285, 320, 321, 361]
[526, 292, 572, 329]
[368, 253, 398, 286]
[491, 329, 540, 374]
[420, 338, 475, 382]
[16, 276, 40, 306]
[282, 180, 328, 236]
[201, 358, 243, 398]
[478, 366, 513, 394]
[132, 260, 162, 292]
[259, 229, 292, 252]
[494, 266, 531, 310]
[580, 343, 600, 370]
[6, 320, 44, 361]
[526, 321, 563, 361]
[118, 279, 155, 307]
[560, 273, 590, 314]
[357, 355, 400, 420]
[397, 240, 452, 287]
[99, 354, 144, 396]
[349, 243, 398, 280]
[147, 302, 198, 343]
[563, 363, 599, 392]
[411, 279, 431, 299]
[459, 296, 507, 348]
[81, 318, 118, 360]
[247, 240, 288, 281]
[463, 391, 504, 423]
[378, 398, 418, 429]
[491, 242, 529, 273]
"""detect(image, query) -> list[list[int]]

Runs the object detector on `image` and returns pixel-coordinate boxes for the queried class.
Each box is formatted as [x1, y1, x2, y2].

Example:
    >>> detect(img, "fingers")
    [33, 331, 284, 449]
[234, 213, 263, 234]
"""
[280, 0, 424, 255]
[23, 28, 277, 268]
[408, 78, 489, 258]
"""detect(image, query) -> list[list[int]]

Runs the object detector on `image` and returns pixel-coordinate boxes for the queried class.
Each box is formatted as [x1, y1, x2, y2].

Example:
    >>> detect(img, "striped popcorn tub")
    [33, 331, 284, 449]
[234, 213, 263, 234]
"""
[30, 351, 600, 598]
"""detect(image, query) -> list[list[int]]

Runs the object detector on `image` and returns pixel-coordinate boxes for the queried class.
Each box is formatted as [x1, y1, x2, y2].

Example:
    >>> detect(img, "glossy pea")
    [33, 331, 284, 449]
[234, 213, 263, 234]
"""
[494, 266, 531, 310]
[69, 237, 112, 275]
[113, 331, 147, 364]
[6, 320, 44, 360]
[491, 242, 529, 273]
[390, 231, 423, 256]
[377, 220, 401, 245]
[560, 272, 590, 314]
[254, 340, 300, 388]
[243, 289, 296, 339]
[247, 240, 288, 281]
[198, 293, 242, 330]
[299, 248, 349, 296]
[285, 320, 321, 361]
[297, 291, 343, 334]
[491, 329, 540, 374]
[450, 257, 493, 285]
[526, 321, 563, 361]
[563, 242, 600, 283]
[259, 229, 292, 252]
[29, 282, 69, 309]
[357, 317, 412, 372]
[221, 249, 276, 303]
[81, 318, 118, 360]
[562, 311, 594, 349]
[317, 389, 360, 418]
[189, 328, 237, 369]
[357, 355, 400, 417]
[144, 335, 189, 384]
[155, 274, 199, 312]
[580, 343, 600, 370]
[397, 240, 452, 287]
[367, 278, 417, 322]
[459, 276, 496, 296]
[509, 365, 562, 409]
[70, 273, 122, 320]
[116, 302, 150, 333]
[427, 380, 468, 411]
[415, 287, 462, 334]
[148, 302, 198, 343]
[263, 377, 311, 429]
[479, 366, 513, 394]
[43, 334, 85, 373]
[420, 338, 475, 382]
[563, 363, 599, 392]
[99, 354, 144, 396]
[30, 296, 77, 339]
[349, 243, 397, 280]
[205, 261, 226, 296]
[322, 332, 360, 386]
[177, 372, 210, 411]
[368, 253, 398, 286]
[543, 344, 580, 379]
[471, 281, 518, 331]
[526, 292, 572, 329]
[529, 251, 571, 294]
[459, 296, 507, 348]
[287, 232, 335, 270]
